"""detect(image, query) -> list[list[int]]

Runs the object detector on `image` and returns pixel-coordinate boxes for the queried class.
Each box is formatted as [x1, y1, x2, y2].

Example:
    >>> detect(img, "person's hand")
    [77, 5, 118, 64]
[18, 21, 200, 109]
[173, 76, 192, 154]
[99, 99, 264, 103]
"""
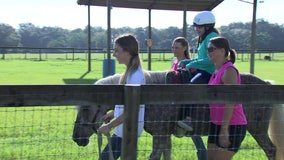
[218, 128, 230, 148]
[98, 124, 112, 136]
[178, 59, 192, 67]
[102, 113, 113, 123]
[185, 63, 192, 70]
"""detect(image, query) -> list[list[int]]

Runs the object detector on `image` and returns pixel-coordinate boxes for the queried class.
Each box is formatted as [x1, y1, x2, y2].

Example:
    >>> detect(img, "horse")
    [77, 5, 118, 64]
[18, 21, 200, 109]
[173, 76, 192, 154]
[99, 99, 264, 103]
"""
[72, 71, 284, 160]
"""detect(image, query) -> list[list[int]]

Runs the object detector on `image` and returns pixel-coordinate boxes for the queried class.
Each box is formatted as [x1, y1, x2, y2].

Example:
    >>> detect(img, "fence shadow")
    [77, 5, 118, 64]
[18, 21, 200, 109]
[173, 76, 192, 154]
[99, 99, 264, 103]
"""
[63, 71, 97, 84]
[63, 78, 97, 84]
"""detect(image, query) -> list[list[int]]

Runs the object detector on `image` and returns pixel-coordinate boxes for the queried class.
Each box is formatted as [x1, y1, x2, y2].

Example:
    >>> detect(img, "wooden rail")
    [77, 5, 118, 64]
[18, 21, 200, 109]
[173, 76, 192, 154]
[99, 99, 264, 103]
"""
[0, 84, 284, 160]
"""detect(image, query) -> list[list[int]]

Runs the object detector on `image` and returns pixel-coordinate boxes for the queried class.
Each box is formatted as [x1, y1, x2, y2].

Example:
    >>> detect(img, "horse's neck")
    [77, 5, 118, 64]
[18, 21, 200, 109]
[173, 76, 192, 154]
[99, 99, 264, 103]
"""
[145, 71, 269, 85]
[240, 73, 268, 85]
[146, 71, 167, 84]
[95, 74, 121, 85]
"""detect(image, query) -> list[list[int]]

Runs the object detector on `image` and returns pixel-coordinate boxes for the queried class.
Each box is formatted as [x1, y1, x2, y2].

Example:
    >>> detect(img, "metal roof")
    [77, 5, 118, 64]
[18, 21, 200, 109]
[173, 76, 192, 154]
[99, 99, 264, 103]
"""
[77, 0, 224, 11]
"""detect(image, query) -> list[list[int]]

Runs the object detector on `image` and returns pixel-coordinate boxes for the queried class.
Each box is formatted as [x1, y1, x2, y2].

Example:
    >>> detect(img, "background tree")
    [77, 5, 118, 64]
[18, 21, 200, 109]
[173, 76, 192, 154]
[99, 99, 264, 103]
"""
[68, 28, 87, 48]
[1, 20, 284, 51]
[0, 23, 21, 47]
[18, 23, 42, 47]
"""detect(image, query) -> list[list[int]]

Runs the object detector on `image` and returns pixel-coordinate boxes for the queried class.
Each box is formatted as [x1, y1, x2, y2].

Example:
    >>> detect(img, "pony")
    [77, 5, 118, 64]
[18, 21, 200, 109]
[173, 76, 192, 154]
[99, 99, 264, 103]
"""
[72, 71, 284, 160]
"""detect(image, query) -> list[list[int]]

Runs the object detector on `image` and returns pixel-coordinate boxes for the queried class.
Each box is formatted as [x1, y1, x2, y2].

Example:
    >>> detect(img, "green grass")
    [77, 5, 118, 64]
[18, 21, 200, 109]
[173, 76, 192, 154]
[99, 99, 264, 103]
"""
[1, 52, 283, 84]
[0, 53, 283, 159]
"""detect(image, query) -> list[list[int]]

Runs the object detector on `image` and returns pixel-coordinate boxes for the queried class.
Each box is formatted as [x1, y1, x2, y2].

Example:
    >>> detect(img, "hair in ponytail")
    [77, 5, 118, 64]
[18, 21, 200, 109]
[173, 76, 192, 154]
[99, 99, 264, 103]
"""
[209, 36, 237, 64]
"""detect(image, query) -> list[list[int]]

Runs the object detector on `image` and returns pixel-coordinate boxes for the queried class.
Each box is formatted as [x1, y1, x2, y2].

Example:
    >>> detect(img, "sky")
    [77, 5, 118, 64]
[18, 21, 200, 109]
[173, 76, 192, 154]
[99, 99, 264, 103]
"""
[0, 0, 283, 30]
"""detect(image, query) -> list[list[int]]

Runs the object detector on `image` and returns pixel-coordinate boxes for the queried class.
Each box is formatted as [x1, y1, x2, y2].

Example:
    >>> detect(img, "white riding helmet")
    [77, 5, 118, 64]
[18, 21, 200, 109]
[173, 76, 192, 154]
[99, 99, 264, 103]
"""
[193, 11, 215, 26]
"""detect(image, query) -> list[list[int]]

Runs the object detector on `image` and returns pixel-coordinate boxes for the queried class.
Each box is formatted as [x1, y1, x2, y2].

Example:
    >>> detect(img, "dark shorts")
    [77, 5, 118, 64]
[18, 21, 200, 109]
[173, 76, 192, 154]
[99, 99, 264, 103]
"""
[208, 122, 247, 153]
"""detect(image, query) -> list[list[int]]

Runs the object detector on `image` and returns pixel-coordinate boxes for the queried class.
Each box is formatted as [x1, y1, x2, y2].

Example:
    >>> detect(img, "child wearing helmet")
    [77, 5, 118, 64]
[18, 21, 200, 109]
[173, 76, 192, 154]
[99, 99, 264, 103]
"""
[177, 10, 220, 160]
[178, 10, 219, 83]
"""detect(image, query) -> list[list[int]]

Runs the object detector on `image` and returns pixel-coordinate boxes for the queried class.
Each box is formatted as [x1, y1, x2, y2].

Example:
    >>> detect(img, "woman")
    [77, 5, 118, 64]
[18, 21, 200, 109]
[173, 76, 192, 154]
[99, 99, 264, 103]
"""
[98, 34, 145, 160]
[207, 36, 247, 160]
[170, 37, 190, 71]
[170, 37, 208, 160]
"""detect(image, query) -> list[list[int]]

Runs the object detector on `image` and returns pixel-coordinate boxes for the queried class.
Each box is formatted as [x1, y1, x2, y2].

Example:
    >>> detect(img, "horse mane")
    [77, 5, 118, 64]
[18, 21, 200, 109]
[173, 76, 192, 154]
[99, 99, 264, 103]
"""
[92, 70, 168, 85]
[146, 70, 167, 84]
[94, 74, 121, 85]
[93, 71, 273, 86]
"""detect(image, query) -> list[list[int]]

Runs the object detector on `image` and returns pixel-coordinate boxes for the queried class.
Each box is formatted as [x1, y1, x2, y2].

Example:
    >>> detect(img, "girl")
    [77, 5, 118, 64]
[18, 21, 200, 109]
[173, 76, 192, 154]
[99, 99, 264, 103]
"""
[179, 10, 219, 84]
[177, 11, 220, 160]
[170, 36, 207, 160]
[98, 34, 145, 160]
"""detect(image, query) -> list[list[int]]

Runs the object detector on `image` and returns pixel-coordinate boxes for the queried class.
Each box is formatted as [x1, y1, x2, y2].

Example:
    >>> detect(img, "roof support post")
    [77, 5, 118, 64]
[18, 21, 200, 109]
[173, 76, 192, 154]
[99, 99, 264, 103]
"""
[182, 0, 187, 38]
[147, 9, 152, 70]
[250, 0, 257, 74]
[87, 1, 91, 72]
[106, 0, 112, 76]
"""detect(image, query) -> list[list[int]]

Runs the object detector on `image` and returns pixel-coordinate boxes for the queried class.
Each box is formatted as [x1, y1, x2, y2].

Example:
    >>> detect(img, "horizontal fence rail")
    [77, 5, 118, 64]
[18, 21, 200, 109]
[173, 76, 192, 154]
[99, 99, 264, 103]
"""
[0, 84, 284, 159]
[1, 47, 283, 61]
[0, 85, 284, 107]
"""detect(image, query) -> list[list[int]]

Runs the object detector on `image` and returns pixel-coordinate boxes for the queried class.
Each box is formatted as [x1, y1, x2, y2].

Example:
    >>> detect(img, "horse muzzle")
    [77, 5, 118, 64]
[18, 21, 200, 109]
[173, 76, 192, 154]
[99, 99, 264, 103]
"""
[72, 137, 90, 146]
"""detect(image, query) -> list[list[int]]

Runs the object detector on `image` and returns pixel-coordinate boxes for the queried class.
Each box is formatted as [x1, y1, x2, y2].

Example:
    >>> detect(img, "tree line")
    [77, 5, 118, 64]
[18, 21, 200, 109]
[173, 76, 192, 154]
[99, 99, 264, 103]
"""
[0, 19, 284, 51]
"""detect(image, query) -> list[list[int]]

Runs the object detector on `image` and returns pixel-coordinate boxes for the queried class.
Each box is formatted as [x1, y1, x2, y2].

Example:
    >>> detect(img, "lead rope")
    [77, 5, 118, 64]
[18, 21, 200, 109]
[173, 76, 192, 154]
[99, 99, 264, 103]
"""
[97, 117, 103, 160]
[97, 117, 114, 160]
[97, 132, 102, 160]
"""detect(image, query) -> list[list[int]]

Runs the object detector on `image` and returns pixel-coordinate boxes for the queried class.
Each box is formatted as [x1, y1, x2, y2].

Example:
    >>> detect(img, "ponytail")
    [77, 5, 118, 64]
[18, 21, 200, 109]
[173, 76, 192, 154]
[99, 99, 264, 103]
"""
[228, 49, 237, 64]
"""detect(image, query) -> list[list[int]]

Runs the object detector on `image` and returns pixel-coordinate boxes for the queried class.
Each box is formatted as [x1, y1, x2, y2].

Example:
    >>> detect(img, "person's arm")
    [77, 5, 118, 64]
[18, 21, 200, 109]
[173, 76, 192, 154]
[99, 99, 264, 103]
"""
[178, 59, 192, 67]
[102, 110, 114, 123]
[99, 69, 145, 136]
[219, 67, 238, 147]
[98, 112, 124, 136]
[185, 57, 212, 69]
[106, 114, 124, 130]
[186, 32, 217, 70]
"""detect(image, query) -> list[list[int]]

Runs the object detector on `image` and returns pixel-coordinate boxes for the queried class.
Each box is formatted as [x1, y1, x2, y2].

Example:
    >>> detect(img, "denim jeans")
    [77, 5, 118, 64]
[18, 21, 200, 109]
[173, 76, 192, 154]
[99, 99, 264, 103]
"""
[189, 69, 209, 160]
[100, 134, 122, 160]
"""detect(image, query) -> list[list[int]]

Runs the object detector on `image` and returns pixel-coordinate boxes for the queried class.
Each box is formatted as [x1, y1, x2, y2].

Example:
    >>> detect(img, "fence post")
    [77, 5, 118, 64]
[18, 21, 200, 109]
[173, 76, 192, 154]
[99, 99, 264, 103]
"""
[39, 49, 42, 61]
[1, 48, 5, 60]
[72, 48, 75, 61]
[122, 84, 141, 160]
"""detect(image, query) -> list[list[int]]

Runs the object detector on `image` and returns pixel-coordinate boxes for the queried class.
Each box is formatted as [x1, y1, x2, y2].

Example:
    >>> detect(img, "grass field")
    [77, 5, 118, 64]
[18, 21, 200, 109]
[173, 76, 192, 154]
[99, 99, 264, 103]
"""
[0, 53, 283, 160]
[1, 52, 283, 84]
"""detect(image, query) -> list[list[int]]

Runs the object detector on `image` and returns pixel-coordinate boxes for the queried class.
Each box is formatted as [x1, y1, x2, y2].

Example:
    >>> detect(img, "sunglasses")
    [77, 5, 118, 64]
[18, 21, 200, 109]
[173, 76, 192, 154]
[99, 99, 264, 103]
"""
[207, 46, 218, 53]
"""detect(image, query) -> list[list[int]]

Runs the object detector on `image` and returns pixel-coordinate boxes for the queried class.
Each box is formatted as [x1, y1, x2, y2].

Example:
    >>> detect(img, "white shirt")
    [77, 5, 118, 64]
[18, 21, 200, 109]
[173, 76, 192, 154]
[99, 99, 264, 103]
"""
[114, 67, 145, 138]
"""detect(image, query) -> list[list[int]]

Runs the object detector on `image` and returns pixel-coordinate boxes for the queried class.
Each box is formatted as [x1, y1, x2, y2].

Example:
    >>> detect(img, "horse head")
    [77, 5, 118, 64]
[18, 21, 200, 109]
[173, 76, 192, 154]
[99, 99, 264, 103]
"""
[72, 104, 113, 146]
[72, 74, 121, 146]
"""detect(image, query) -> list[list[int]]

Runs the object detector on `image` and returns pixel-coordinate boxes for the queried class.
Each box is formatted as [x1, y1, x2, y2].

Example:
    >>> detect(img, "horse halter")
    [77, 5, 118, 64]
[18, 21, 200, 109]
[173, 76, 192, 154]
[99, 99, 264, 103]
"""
[74, 106, 102, 133]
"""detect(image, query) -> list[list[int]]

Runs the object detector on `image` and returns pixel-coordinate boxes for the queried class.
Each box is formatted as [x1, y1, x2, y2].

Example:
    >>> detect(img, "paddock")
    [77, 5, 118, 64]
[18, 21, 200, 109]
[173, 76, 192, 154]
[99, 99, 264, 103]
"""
[0, 83, 283, 159]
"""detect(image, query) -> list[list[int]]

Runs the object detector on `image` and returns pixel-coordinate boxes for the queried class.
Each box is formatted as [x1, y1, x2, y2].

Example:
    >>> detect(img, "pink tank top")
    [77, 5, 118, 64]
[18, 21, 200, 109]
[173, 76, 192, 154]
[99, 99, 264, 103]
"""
[208, 61, 247, 125]
[171, 58, 191, 71]
[171, 59, 179, 71]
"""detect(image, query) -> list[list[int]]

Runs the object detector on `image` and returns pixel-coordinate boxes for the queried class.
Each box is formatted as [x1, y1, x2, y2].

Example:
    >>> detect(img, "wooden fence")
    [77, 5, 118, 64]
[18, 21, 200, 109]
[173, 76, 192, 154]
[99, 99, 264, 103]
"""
[1, 46, 283, 61]
[0, 84, 284, 159]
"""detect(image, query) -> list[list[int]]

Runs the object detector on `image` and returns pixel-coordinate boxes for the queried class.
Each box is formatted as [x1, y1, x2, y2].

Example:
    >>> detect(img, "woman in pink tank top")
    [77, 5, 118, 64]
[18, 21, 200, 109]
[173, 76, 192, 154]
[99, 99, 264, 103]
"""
[206, 37, 247, 160]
